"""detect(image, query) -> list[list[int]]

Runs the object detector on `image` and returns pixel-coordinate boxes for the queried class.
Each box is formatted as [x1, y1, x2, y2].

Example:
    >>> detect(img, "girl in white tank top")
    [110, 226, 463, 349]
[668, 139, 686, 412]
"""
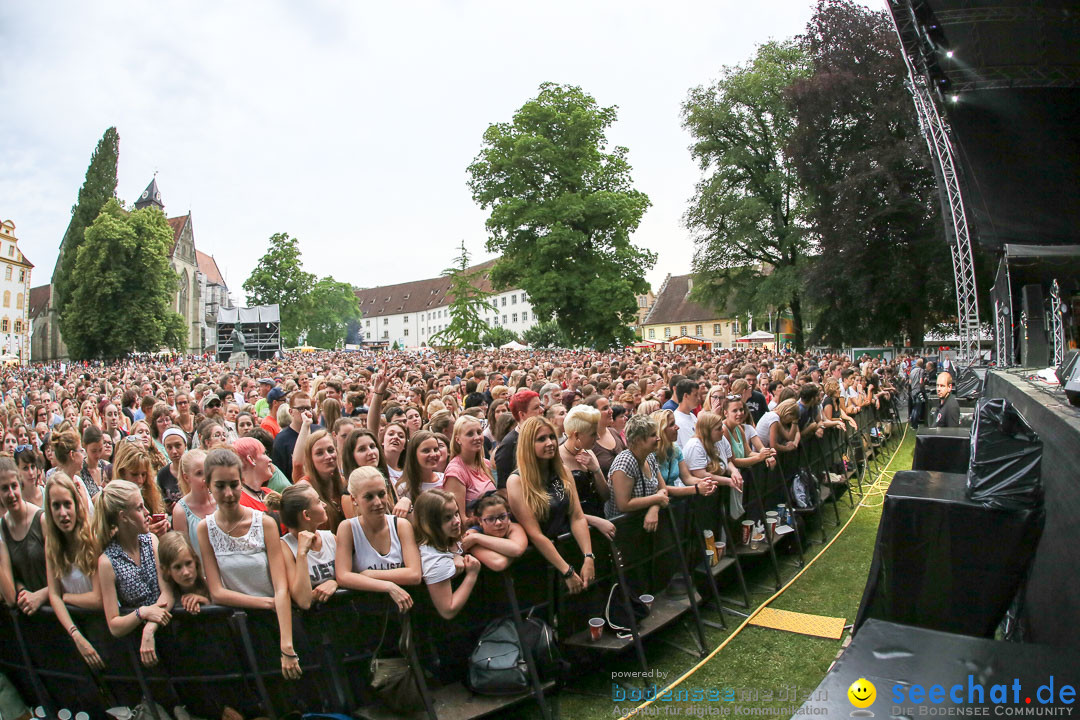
[350, 514, 403, 572]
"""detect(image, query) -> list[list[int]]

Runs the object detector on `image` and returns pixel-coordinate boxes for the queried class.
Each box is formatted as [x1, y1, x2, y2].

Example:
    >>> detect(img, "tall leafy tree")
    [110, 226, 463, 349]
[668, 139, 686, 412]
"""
[242, 233, 315, 346]
[788, 0, 956, 347]
[430, 241, 495, 349]
[300, 277, 362, 349]
[62, 199, 186, 358]
[55, 127, 120, 341]
[481, 326, 518, 348]
[521, 319, 569, 349]
[683, 42, 812, 351]
[468, 82, 655, 349]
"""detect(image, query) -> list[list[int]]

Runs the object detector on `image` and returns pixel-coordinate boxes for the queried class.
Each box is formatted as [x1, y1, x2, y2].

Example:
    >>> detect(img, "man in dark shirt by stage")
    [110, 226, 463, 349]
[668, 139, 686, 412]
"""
[934, 372, 961, 428]
[743, 367, 769, 424]
[494, 389, 542, 489]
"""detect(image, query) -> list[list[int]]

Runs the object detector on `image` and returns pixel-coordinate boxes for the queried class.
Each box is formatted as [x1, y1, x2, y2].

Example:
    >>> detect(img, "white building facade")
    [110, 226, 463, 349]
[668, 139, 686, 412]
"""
[0, 219, 32, 363]
[354, 259, 538, 348]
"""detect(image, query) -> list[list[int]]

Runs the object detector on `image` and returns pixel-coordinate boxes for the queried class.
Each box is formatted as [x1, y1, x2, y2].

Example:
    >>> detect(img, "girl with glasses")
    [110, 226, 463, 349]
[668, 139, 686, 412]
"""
[461, 494, 527, 572]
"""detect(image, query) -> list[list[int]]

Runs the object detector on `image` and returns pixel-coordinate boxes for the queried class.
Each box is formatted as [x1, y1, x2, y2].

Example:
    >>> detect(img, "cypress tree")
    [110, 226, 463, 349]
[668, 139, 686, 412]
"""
[54, 127, 120, 333]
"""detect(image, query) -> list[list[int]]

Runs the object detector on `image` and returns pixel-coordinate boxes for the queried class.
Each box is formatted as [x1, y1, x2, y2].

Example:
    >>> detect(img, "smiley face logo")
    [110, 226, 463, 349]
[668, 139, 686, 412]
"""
[848, 678, 876, 709]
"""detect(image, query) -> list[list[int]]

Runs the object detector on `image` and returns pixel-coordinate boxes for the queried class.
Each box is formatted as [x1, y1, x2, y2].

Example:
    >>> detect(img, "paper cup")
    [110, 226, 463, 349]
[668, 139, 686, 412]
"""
[765, 517, 778, 539]
[589, 617, 605, 641]
[705, 548, 715, 567]
[639, 594, 654, 611]
[765, 510, 779, 520]
[741, 520, 754, 545]
[715, 541, 726, 561]
[751, 533, 765, 550]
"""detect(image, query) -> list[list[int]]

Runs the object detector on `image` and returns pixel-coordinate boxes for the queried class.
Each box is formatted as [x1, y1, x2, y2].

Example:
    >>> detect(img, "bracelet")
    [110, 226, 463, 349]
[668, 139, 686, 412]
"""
[69, 625, 80, 636]
[281, 650, 299, 659]
[695, 483, 701, 495]
[135, 606, 144, 622]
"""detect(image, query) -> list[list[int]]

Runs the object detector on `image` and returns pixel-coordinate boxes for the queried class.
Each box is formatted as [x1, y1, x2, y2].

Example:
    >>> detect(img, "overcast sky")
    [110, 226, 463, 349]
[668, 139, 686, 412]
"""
[1, 0, 878, 299]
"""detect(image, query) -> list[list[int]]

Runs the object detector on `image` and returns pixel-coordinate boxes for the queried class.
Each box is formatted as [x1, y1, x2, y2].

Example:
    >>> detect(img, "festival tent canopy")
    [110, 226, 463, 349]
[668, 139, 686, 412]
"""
[736, 330, 776, 344]
[671, 336, 710, 346]
[500, 341, 529, 350]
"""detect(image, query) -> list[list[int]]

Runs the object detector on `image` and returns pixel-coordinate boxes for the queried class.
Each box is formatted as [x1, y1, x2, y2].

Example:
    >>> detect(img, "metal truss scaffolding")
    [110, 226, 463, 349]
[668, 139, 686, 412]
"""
[887, 0, 982, 364]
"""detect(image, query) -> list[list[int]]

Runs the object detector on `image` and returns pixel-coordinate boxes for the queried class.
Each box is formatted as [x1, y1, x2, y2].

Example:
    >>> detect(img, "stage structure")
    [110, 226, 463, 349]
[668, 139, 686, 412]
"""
[885, 0, 1080, 366]
[216, 305, 281, 361]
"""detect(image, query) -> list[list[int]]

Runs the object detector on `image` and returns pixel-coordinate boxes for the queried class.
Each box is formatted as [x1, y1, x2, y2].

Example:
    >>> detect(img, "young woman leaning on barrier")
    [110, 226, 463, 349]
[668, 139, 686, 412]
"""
[413, 488, 481, 619]
[460, 494, 527, 572]
[197, 449, 300, 679]
[335, 467, 422, 613]
[1, 456, 48, 616]
[608, 414, 716, 533]
[44, 472, 104, 669]
[279, 484, 338, 610]
[95, 480, 173, 667]
[507, 416, 596, 595]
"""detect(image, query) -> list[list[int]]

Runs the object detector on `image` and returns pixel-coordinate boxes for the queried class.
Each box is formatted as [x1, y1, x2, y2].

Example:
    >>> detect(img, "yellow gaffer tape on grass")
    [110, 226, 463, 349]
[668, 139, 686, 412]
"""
[747, 607, 846, 640]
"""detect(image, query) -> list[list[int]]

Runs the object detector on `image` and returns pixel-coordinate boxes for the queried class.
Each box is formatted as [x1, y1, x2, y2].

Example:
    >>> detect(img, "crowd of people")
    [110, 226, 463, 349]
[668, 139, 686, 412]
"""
[0, 345, 919, 710]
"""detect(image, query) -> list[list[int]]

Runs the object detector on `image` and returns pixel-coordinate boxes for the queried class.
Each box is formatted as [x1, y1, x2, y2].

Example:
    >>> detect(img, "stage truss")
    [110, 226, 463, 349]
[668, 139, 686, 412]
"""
[887, 0, 982, 365]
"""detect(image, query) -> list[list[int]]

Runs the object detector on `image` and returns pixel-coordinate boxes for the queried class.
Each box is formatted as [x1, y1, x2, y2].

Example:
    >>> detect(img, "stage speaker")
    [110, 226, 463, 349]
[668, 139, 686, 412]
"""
[1020, 284, 1049, 367]
[1057, 350, 1080, 407]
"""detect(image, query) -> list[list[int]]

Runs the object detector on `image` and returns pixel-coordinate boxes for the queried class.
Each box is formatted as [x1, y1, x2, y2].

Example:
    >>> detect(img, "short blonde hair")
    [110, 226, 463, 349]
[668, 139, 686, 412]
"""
[348, 466, 386, 497]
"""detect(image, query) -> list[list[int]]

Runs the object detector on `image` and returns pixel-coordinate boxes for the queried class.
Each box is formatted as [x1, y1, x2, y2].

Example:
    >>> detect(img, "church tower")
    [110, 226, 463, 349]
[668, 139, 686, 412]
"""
[134, 177, 164, 211]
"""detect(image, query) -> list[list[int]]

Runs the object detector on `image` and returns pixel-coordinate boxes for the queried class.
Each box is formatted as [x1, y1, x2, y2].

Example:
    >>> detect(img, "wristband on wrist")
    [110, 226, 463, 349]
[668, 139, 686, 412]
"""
[69, 625, 80, 636]
[135, 606, 144, 622]
[281, 650, 299, 659]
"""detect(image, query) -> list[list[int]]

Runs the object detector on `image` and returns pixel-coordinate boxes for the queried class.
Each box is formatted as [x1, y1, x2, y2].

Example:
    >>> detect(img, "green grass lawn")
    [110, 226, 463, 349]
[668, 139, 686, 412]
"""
[524, 427, 917, 720]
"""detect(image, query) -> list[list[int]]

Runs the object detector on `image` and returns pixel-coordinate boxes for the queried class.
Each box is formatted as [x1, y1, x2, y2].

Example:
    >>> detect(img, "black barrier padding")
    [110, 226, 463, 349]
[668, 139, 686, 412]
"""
[954, 367, 987, 400]
[984, 371, 1080, 647]
[800, 619, 1080, 715]
[967, 399, 1043, 510]
[854, 471, 1043, 638]
[913, 427, 971, 474]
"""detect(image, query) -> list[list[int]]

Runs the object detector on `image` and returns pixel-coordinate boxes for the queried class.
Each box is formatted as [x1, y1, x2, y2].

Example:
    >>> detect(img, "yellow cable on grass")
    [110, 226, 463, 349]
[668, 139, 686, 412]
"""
[619, 424, 909, 719]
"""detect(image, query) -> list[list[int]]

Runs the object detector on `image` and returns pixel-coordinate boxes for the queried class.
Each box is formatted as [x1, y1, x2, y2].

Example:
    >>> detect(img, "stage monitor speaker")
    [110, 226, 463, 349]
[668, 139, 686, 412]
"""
[1058, 350, 1080, 407]
[1020, 284, 1049, 367]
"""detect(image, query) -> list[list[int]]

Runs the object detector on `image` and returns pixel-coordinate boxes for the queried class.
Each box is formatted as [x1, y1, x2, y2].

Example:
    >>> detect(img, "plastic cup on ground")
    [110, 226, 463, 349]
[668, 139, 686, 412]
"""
[716, 541, 726, 560]
[765, 517, 778, 539]
[639, 594, 654, 611]
[751, 533, 765, 550]
[705, 548, 715, 567]
[589, 617, 605, 641]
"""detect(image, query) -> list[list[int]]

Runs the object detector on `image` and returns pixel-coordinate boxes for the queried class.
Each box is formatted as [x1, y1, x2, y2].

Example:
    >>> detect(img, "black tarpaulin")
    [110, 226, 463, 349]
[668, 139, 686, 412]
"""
[967, 398, 1043, 510]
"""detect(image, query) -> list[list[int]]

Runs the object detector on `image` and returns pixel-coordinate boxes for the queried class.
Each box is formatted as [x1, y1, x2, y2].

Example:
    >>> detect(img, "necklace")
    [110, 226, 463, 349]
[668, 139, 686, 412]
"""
[216, 509, 248, 536]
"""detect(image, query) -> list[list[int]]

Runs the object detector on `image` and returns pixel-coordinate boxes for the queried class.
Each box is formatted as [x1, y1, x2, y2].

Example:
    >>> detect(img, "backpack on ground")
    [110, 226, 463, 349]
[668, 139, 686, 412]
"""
[467, 614, 560, 695]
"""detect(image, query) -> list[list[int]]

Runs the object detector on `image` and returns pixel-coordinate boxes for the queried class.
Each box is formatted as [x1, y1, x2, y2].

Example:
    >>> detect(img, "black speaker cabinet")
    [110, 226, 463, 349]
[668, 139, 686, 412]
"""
[1058, 350, 1080, 407]
[1021, 284, 1049, 367]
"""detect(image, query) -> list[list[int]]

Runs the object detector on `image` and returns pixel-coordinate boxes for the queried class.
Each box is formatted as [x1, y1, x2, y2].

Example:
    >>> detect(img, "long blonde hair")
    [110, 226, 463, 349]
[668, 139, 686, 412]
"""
[692, 411, 727, 474]
[44, 473, 97, 580]
[92, 480, 141, 553]
[514, 416, 579, 523]
[449, 415, 491, 480]
[113, 441, 163, 514]
[651, 409, 678, 464]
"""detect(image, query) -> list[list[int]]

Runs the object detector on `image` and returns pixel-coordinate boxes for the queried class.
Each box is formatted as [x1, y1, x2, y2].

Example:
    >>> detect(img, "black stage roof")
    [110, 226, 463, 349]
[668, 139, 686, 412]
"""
[888, 1, 1080, 249]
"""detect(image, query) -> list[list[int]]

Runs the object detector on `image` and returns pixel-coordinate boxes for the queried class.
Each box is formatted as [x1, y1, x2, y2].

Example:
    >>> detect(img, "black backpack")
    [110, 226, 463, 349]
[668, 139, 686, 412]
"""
[467, 615, 560, 695]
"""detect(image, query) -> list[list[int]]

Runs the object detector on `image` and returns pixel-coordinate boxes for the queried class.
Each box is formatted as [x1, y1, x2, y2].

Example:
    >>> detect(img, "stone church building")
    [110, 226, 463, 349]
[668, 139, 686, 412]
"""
[30, 178, 228, 359]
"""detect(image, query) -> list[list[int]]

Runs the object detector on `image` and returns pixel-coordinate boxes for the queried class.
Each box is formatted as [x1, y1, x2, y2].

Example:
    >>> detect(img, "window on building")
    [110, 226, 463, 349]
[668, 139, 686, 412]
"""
[713, 323, 721, 335]
[512, 313, 518, 323]
[522, 311, 528, 322]
[366, 332, 371, 339]
[18, 269, 24, 282]
[503, 315, 508, 324]
[511, 294, 517, 304]
[14, 320, 21, 333]
[366, 320, 370, 327]
[2, 291, 8, 308]
[16, 293, 22, 310]
[404, 328, 409, 336]
[3, 266, 10, 280]
[695, 325, 703, 336]
[403, 315, 408, 322]
[501, 297, 507, 307]
[648, 328, 655, 339]
[6, 246, 12, 258]
[664, 327, 671, 338]
[0, 319, 7, 332]
[680, 326, 687, 336]
[383, 331, 389, 339]
[383, 318, 388, 325]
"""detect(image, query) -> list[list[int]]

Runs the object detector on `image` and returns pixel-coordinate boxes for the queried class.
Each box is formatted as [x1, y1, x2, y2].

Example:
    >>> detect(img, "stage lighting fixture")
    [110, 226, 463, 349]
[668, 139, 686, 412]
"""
[950, 94, 959, 103]
[946, 50, 954, 58]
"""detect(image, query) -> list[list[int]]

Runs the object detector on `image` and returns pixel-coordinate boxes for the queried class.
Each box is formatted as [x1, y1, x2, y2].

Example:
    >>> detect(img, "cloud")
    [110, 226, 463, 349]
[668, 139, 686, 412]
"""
[1, 0, 865, 296]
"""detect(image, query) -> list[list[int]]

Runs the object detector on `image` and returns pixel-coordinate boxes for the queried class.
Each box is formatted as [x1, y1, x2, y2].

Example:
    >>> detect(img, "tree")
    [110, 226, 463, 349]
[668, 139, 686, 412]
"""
[683, 42, 812, 351]
[787, 0, 957, 347]
[55, 127, 120, 342]
[430, 242, 495, 349]
[61, 199, 186, 358]
[481, 326, 518, 348]
[521, 319, 569, 349]
[468, 82, 655, 349]
[242, 233, 315, 347]
[300, 277, 362, 349]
